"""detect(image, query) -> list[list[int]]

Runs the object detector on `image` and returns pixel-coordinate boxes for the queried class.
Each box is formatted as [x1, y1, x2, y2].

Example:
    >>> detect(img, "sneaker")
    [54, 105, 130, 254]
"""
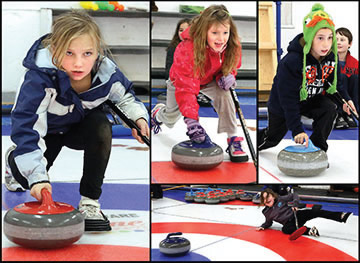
[308, 226, 320, 237]
[151, 103, 165, 134]
[78, 197, 104, 220]
[344, 115, 357, 128]
[197, 93, 212, 107]
[340, 212, 352, 223]
[78, 196, 111, 231]
[226, 136, 249, 162]
[4, 145, 26, 192]
[335, 115, 349, 129]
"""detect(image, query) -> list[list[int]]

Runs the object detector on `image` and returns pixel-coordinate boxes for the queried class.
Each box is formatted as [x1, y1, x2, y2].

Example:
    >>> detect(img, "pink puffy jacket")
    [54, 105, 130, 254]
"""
[169, 26, 242, 120]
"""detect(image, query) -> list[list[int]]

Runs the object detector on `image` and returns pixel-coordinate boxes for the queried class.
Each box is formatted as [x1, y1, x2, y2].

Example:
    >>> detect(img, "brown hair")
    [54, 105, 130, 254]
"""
[259, 188, 278, 206]
[189, 4, 241, 78]
[336, 27, 353, 44]
[42, 10, 111, 70]
[167, 18, 192, 51]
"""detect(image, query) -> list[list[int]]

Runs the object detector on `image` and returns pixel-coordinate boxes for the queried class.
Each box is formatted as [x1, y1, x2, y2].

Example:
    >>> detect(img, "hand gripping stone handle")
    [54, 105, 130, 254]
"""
[229, 88, 257, 167]
[105, 100, 150, 147]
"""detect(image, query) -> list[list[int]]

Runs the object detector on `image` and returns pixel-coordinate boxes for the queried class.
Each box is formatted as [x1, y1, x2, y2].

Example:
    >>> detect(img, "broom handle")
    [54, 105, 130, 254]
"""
[333, 92, 359, 121]
[105, 100, 150, 147]
[229, 88, 257, 167]
[293, 209, 299, 229]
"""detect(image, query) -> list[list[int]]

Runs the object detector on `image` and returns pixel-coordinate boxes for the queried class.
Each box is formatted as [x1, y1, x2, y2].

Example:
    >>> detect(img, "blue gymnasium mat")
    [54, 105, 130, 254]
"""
[2, 183, 149, 211]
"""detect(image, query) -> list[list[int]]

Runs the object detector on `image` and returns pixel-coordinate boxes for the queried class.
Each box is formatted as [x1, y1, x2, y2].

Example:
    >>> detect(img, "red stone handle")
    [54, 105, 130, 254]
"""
[39, 188, 56, 209]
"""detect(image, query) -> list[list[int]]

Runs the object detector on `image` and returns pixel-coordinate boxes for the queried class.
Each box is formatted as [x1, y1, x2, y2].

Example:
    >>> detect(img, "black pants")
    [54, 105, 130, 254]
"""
[9, 108, 112, 199]
[258, 95, 337, 152]
[282, 209, 343, 235]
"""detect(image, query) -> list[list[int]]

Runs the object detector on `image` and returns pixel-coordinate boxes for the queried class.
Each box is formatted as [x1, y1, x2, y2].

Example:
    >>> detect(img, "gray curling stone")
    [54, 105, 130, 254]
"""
[239, 193, 253, 201]
[4, 189, 84, 249]
[159, 232, 191, 256]
[172, 135, 223, 170]
[277, 139, 328, 176]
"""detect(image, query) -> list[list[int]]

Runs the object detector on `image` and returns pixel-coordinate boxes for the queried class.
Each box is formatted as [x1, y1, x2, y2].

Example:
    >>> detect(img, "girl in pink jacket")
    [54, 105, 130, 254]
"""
[151, 4, 248, 162]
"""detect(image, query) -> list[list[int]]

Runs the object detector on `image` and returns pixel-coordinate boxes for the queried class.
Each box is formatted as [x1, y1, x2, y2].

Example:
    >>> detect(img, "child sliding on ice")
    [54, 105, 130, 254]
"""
[151, 4, 249, 162]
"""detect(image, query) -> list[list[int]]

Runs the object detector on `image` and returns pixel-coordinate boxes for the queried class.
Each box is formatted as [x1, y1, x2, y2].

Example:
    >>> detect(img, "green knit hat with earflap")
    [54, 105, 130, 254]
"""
[300, 3, 337, 101]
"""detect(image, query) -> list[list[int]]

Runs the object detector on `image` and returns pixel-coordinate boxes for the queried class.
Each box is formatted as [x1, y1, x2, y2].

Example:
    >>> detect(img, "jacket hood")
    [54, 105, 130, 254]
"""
[23, 34, 58, 73]
[287, 33, 305, 55]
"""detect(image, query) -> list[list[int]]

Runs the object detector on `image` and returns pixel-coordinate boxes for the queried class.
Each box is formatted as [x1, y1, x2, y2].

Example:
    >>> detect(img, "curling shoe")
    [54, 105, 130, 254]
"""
[4, 145, 26, 192]
[79, 196, 112, 231]
[226, 136, 249, 162]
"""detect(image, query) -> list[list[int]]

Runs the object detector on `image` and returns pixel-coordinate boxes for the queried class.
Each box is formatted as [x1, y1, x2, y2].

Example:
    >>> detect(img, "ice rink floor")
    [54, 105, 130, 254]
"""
[258, 119, 359, 184]
[152, 188, 358, 261]
[151, 94, 257, 184]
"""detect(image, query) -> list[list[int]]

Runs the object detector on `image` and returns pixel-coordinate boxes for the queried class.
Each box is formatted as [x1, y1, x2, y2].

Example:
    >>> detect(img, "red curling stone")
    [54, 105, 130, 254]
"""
[3, 188, 84, 249]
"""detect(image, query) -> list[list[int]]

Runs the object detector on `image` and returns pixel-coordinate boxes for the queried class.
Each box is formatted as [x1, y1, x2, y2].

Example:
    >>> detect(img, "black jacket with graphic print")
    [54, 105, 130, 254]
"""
[267, 33, 344, 138]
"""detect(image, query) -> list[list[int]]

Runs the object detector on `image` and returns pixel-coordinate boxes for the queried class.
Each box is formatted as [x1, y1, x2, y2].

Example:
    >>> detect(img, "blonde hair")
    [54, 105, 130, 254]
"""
[190, 5, 241, 78]
[42, 10, 110, 70]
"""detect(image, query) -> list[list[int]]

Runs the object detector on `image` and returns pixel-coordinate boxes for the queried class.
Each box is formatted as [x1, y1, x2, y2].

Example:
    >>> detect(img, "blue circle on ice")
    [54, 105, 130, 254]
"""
[151, 249, 210, 261]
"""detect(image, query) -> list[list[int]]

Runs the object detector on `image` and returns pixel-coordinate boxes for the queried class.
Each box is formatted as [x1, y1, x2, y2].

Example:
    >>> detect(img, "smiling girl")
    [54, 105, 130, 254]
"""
[151, 4, 249, 162]
[256, 188, 352, 238]
[4, 10, 149, 231]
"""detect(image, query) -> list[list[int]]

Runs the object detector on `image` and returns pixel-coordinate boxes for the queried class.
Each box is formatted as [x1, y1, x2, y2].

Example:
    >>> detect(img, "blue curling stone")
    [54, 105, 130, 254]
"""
[159, 232, 191, 256]
[171, 135, 223, 170]
[277, 139, 328, 176]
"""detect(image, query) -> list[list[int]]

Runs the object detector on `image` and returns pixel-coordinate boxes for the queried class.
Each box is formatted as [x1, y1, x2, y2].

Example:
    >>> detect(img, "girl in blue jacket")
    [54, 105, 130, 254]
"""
[4, 10, 149, 230]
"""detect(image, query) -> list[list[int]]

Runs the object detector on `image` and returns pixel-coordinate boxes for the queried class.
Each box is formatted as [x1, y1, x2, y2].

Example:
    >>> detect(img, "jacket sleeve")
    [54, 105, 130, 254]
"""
[336, 65, 351, 101]
[282, 193, 300, 204]
[108, 69, 149, 124]
[11, 70, 52, 188]
[261, 208, 273, 229]
[276, 55, 305, 138]
[171, 41, 200, 120]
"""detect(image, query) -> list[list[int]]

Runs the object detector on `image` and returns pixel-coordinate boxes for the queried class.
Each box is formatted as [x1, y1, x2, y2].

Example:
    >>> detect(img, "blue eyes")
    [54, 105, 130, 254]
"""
[66, 51, 93, 56]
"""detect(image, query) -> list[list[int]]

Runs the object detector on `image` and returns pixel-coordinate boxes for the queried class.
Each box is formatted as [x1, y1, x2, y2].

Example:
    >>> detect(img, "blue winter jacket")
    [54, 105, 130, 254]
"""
[11, 34, 148, 188]
[267, 33, 344, 138]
